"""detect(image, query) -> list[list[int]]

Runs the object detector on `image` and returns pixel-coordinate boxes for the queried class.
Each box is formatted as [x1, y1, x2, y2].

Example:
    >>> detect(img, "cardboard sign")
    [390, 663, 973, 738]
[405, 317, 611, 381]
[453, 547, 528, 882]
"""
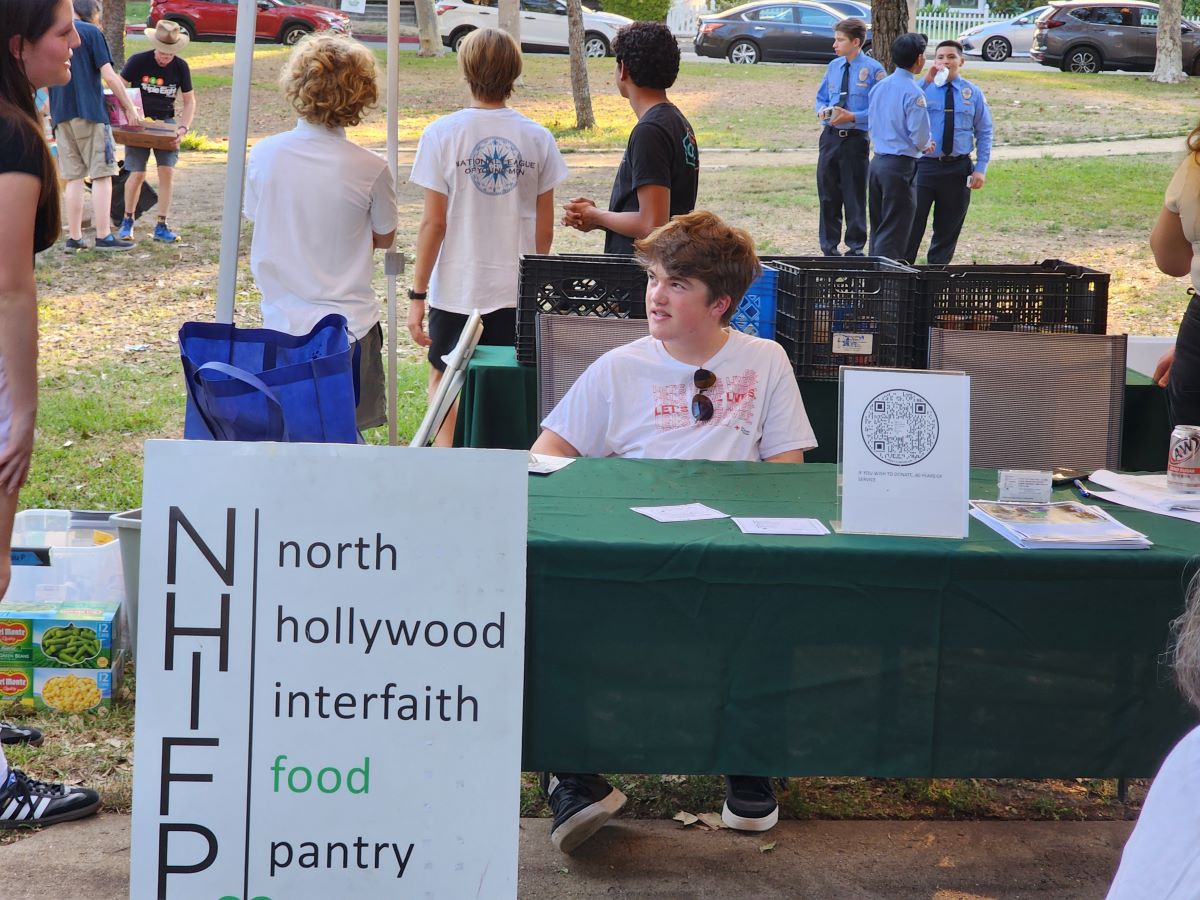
[838, 367, 970, 538]
[129, 441, 528, 899]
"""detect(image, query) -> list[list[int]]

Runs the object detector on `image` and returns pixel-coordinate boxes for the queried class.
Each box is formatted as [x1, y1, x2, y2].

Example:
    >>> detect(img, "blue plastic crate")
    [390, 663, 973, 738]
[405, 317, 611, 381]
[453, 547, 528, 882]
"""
[730, 266, 777, 339]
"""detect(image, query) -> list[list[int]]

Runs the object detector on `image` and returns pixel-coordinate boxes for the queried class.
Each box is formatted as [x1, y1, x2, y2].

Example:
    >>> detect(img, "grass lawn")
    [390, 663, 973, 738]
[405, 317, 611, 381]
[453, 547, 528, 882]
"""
[2, 45, 1183, 836]
[148, 36, 1200, 152]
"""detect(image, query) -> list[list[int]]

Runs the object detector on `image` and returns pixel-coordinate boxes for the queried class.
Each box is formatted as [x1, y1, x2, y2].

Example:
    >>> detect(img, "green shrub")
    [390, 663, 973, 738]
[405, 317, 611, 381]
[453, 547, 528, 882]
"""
[601, 0, 672, 22]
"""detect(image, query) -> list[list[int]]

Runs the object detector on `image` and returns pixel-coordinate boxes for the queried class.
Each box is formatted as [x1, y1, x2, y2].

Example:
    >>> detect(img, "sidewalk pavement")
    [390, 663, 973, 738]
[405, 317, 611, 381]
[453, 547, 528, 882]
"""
[0, 813, 1132, 899]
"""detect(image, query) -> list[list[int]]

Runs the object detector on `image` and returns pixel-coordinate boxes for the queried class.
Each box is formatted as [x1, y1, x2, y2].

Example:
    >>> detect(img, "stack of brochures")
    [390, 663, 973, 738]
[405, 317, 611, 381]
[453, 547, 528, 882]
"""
[969, 500, 1152, 550]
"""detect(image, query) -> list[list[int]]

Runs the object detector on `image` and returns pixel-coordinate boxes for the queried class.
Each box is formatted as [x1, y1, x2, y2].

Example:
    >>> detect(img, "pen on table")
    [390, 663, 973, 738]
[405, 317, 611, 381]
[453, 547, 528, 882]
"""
[1073, 479, 1092, 499]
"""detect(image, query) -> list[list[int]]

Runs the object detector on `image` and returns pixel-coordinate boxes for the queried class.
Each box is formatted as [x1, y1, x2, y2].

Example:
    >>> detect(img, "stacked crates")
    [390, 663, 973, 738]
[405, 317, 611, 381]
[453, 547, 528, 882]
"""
[516, 254, 784, 365]
[914, 260, 1110, 366]
[773, 257, 918, 380]
[516, 255, 646, 366]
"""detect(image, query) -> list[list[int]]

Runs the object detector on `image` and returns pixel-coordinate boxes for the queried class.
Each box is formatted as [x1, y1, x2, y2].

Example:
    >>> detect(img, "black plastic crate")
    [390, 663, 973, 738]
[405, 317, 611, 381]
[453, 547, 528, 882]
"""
[915, 259, 1109, 366]
[774, 257, 918, 380]
[516, 254, 647, 366]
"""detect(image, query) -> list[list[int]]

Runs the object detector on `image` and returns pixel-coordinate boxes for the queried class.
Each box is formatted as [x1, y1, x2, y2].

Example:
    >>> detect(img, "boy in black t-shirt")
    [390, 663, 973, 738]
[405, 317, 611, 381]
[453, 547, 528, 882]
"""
[561, 22, 698, 254]
[117, 21, 196, 243]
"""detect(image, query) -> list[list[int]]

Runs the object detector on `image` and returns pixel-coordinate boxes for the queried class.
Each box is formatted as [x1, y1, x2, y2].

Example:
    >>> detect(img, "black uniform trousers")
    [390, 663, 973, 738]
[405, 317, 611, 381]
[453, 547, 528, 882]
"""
[816, 127, 869, 256]
[867, 153, 917, 263]
[1169, 293, 1200, 428]
[905, 155, 974, 265]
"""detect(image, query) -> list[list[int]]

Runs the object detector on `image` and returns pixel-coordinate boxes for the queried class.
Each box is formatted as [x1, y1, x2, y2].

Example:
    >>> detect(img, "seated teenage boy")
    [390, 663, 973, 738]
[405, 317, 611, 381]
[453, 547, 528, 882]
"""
[531, 210, 817, 852]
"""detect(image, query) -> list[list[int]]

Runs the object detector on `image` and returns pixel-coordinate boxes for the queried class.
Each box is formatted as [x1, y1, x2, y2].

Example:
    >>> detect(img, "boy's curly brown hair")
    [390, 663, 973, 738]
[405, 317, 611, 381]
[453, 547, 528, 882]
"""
[280, 34, 378, 129]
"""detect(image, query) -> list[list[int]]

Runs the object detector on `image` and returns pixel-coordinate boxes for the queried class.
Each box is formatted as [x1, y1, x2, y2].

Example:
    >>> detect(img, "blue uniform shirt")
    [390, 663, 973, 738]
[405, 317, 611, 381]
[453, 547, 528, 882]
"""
[814, 52, 885, 131]
[921, 75, 994, 175]
[48, 21, 111, 127]
[867, 69, 931, 158]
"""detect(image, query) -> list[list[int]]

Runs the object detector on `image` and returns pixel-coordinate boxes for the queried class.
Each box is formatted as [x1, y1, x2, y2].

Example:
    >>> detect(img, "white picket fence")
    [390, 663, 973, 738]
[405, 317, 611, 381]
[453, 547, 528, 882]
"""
[668, 1, 994, 44]
[915, 7, 992, 43]
[669, 0, 714, 37]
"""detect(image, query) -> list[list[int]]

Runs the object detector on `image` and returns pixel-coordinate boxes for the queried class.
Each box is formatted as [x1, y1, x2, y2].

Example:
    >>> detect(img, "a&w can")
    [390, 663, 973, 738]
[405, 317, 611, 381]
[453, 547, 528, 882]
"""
[1168, 425, 1200, 492]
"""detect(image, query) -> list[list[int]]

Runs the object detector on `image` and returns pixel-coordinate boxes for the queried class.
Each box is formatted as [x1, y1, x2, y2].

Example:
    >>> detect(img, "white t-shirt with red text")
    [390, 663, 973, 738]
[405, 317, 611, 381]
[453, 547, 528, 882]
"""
[541, 330, 817, 461]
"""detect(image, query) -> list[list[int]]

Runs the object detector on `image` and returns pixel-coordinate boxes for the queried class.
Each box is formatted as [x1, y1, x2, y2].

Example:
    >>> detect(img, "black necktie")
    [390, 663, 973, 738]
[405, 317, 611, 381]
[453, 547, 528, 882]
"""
[837, 60, 850, 109]
[942, 83, 955, 157]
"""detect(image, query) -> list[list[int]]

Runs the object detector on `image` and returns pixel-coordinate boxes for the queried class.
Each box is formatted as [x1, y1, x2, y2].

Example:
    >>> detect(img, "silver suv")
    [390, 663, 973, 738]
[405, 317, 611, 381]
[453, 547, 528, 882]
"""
[1030, 0, 1200, 73]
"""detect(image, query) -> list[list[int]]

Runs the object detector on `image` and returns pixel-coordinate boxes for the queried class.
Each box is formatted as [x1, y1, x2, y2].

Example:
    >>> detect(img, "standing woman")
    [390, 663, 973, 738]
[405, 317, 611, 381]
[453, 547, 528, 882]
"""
[407, 28, 568, 446]
[1151, 124, 1200, 427]
[0, 0, 102, 827]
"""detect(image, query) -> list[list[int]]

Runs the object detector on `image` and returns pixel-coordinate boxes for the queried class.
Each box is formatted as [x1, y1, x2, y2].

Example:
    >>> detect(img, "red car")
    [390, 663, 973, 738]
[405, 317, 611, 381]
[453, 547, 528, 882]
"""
[148, 0, 351, 45]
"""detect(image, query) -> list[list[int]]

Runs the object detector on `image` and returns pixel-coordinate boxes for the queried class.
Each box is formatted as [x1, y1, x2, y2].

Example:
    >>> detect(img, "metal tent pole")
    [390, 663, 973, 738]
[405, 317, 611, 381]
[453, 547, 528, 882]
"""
[213, 0, 259, 324]
[385, 0, 402, 446]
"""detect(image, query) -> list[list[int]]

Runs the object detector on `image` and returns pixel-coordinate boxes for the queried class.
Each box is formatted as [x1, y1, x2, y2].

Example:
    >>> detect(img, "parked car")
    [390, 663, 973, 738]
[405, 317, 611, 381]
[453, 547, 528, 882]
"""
[436, 0, 631, 56]
[1030, 0, 1200, 72]
[147, 0, 350, 45]
[957, 5, 1049, 61]
[821, 0, 871, 21]
[694, 0, 871, 65]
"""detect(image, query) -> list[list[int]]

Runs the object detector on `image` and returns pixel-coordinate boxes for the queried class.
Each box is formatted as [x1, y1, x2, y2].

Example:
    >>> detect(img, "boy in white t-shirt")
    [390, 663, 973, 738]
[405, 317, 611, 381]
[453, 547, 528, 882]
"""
[532, 210, 817, 852]
[408, 28, 569, 445]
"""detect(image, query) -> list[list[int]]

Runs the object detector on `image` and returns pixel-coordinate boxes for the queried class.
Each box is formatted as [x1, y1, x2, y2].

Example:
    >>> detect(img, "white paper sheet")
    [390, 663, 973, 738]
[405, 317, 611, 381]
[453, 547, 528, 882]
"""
[1088, 489, 1200, 525]
[1089, 469, 1200, 511]
[528, 453, 575, 476]
[630, 503, 730, 523]
[732, 517, 831, 536]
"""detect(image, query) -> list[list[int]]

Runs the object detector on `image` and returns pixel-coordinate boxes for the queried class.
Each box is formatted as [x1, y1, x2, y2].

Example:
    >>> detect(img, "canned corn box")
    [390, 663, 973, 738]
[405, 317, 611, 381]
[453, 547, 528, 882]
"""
[0, 597, 121, 669]
[0, 662, 123, 711]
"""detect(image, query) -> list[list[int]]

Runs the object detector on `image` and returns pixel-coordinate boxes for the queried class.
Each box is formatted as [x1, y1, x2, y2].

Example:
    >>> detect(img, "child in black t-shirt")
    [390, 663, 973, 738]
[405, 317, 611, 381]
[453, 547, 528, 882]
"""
[117, 21, 196, 243]
[561, 21, 699, 254]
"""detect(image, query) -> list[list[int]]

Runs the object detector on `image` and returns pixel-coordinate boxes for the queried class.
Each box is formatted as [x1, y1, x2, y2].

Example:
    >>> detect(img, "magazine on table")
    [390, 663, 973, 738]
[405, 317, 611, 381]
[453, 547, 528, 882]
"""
[969, 500, 1152, 550]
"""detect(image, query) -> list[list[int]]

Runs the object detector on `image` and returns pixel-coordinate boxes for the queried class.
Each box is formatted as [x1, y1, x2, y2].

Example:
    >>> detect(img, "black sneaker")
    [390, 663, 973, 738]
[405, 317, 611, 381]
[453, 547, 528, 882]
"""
[540, 772, 627, 853]
[93, 234, 134, 252]
[0, 722, 43, 746]
[721, 775, 779, 832]
[0, 769, 100, 828]
[63, 238, 88, 252]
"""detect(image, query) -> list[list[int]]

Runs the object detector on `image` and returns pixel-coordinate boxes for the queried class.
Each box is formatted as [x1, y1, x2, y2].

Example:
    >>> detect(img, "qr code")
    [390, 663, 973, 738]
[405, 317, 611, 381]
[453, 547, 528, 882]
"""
[859, 389, 939, 466]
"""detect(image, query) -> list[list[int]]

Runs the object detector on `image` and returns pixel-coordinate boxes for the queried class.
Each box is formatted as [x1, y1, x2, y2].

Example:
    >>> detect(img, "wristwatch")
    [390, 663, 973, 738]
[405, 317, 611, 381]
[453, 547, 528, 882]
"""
[408, 289, 427, 301]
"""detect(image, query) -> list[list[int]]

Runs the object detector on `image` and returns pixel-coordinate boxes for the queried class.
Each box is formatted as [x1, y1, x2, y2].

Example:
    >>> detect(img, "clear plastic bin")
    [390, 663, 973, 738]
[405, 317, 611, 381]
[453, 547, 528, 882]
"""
[8, 509, 126, 630]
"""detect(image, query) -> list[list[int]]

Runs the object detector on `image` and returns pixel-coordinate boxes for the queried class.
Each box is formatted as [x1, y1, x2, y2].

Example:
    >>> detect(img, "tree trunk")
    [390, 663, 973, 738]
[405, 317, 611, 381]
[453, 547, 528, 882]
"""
[566, 0, 595, 129]
[102, 0, 127, 69]
[414, 0, 444, 57]
[1152, 0, 1188, 83]
[499, 0, 521, 45]
[872, 0, 908, 72]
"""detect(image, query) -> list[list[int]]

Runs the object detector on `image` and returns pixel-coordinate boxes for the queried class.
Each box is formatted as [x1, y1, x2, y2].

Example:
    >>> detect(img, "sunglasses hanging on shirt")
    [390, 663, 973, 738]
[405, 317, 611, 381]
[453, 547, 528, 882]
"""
[691, 368, 716, 422]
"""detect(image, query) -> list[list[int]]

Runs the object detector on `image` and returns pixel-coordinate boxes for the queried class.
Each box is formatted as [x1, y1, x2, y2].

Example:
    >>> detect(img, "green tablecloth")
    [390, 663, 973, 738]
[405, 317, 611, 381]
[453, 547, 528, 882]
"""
[456, 346, 1172, 471]
[523, 460, 1199, 777]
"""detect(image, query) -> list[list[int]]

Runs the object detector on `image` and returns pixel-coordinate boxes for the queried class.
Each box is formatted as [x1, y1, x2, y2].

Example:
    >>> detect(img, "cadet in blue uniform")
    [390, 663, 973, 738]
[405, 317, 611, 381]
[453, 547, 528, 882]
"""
[813, 18, 883, 256]
[866, 33, 931, 262]
[905, 40, 994, 265]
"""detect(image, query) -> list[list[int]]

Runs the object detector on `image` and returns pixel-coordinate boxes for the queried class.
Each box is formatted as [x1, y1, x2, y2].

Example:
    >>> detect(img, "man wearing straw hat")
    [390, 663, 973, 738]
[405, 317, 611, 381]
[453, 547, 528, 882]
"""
[117, 21, 195, 243]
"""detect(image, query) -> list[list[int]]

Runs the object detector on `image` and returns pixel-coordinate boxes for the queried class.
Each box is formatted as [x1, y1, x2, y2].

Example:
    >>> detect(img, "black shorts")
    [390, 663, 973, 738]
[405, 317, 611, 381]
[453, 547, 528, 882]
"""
[427, 306, 517, 372]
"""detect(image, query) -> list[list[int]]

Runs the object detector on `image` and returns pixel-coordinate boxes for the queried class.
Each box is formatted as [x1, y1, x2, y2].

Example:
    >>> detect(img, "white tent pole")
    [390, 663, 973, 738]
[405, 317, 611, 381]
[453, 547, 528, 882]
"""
[214, 0, 258, 325]
[385, 0, 401, 446]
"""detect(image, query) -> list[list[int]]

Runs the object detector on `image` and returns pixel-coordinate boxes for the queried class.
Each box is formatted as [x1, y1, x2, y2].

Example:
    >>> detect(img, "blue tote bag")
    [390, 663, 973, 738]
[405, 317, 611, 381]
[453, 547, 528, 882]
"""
[179, 313, 360, 444]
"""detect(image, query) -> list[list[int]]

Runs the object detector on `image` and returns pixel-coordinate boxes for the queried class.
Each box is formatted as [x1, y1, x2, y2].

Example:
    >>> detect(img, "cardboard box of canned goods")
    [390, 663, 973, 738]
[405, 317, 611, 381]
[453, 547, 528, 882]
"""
[0, 664, 122, 712]
[0, 598, 121, 670]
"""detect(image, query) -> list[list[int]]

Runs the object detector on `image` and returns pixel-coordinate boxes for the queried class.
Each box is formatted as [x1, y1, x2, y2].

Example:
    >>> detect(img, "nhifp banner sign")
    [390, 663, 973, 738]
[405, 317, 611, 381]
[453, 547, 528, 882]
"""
[129, 441, 528, 899]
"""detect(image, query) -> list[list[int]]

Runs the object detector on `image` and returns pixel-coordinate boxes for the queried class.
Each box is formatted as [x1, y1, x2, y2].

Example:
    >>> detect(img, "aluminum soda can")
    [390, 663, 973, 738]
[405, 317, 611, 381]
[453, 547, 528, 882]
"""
[1168, 425, 1200, 492]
